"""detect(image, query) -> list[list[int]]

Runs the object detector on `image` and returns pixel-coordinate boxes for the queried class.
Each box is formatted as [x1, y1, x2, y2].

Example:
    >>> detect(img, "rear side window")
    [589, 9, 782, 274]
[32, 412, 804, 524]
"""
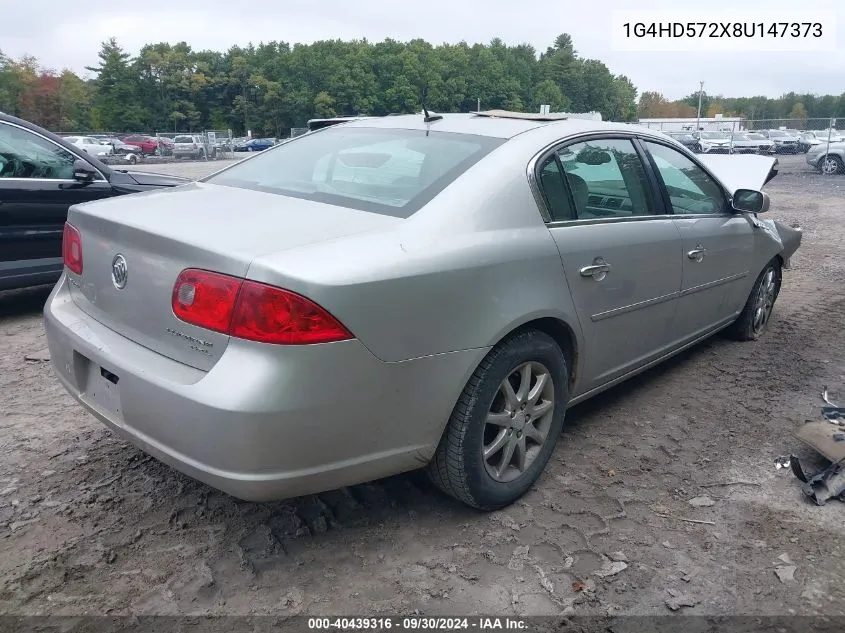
[205, 128, 504, 217]
[556, 139, 656, 219]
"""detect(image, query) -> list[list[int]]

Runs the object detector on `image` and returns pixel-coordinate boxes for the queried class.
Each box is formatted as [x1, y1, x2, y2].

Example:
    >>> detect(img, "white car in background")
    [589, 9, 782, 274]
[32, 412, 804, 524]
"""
[63, 136, 113, 157]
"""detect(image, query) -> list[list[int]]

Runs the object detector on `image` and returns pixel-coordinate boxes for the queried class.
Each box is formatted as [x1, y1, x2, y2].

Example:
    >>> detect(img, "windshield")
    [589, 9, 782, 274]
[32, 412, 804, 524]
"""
[206, 127, 504, 217]
[699, 132, 727, 140]
[768, 131, 785, 137]
[746, 134, 765, 139]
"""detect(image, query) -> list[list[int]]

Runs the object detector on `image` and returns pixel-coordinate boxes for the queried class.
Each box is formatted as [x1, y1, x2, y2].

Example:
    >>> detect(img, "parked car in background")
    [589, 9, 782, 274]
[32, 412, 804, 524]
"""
[797, 132, 823, 154]
[234, 137, 276, 152]
[0, 112, 189, 291]
[158, 136, 175, 156]
[122, 135, 160, 155]
[812, 129, 844, 143]
[173, 135, 214, 160]
[100, 137, 139, 156]
[667, 132, 699, 152]
[694, 131, 731, 153]
[730, 133, 775, 154]
[806, 141, 845, 174]
[761, 130, 800, 154]
[43, 112, 801, 510]
[63, 136, 113, 157]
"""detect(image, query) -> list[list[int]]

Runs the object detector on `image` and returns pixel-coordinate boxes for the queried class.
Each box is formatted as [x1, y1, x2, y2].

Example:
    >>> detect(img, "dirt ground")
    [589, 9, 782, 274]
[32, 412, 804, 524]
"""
[1, 155, 843, 619]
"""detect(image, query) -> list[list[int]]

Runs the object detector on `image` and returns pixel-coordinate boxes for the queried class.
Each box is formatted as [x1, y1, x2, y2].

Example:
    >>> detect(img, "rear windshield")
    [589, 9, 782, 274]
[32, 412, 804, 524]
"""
[205, 127, 504, 217]
[174, 136, 195, 143]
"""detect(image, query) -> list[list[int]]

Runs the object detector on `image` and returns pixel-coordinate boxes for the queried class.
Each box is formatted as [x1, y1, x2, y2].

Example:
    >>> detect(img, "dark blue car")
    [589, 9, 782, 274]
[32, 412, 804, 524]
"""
[234, 138, 276, 152]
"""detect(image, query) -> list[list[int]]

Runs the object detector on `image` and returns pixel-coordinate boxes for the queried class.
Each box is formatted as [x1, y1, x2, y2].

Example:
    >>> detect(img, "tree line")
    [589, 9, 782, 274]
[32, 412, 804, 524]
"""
[1, 34, 633, 136]
[1, 34, 843, 137]
[637, 90, 845, 125]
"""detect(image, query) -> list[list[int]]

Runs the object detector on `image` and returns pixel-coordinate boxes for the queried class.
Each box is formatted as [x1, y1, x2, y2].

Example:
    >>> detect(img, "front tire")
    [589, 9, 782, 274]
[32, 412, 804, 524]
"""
[727, 260, 782, 341]
[427, 330, 568, 510]
[820, 154, 844, 175]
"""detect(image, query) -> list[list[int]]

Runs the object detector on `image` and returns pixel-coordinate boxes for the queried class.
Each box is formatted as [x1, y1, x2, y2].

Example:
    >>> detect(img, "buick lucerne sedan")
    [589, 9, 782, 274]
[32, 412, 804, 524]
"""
[44, 112, 802, 510]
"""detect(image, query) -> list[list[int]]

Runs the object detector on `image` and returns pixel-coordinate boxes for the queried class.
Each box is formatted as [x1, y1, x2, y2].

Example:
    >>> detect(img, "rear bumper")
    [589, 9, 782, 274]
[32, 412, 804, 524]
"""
[44, 276, 483, 501]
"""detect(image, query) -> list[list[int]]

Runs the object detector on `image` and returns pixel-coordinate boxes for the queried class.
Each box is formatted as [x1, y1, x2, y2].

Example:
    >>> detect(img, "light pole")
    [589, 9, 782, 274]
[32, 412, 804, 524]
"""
[696, 81, 704, 131]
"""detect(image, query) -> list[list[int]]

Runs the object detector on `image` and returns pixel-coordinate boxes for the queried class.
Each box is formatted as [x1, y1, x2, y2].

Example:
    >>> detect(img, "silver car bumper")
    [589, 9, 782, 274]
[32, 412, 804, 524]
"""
[44, 276, 482, 501]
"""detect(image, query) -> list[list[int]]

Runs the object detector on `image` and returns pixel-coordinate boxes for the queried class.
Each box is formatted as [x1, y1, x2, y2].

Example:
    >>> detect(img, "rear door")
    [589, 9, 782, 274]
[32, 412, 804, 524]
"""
[640, 139, 754, 340]
[0, 121, 115, 287]
[537, 136, 684, 392]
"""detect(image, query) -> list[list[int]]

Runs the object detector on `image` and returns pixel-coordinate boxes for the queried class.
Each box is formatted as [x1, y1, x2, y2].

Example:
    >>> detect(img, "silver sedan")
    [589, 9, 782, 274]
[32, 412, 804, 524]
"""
[44, 112, 802, 510]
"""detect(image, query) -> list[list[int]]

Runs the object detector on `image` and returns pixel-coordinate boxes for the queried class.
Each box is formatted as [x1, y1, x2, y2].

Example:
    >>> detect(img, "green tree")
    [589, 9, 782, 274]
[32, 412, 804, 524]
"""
[86, 38, 147, 131]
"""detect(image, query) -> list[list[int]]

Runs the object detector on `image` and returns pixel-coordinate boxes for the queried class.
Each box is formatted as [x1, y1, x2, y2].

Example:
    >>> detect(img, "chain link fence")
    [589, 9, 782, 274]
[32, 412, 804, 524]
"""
[155, 130, 235, 160]
[290, 127, 308, 138]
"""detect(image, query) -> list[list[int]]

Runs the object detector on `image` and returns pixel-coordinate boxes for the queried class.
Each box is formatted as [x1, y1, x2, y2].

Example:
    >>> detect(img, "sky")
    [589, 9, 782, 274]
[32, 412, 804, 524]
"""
[1, 0, 841, 101]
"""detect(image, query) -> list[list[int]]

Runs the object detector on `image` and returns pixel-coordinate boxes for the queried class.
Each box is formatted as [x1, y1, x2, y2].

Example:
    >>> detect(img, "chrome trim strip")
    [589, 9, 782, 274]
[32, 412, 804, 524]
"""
[547, 214, 675, 228]
[679, 271, 749, 297]
[591, 291, 680, 322]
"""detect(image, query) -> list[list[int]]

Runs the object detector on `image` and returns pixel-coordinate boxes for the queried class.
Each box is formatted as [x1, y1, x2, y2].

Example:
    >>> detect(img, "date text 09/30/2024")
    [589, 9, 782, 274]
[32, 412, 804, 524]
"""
[308, 617, 527, 631]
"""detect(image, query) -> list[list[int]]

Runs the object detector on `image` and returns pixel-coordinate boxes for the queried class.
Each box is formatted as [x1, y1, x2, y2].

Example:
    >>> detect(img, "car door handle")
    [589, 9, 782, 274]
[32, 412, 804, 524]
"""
[687, 246, 707, 262]
[580, 258, 612, 280]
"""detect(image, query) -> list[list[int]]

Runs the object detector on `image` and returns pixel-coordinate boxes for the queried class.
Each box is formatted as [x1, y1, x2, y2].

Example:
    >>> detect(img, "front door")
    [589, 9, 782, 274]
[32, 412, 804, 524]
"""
[641, 141, 755, 339]
[0, 121, 114, 288]
[537, 137, 684, 392]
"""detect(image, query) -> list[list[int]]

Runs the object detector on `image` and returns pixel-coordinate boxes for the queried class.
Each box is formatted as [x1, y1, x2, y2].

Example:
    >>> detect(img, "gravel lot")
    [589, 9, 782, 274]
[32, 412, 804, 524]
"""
[1, 155, 843, 619]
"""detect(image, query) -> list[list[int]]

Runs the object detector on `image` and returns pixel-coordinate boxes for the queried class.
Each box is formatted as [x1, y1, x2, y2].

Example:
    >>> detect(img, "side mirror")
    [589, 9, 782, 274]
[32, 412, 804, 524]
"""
[733, 188, 769, 214]
[72, 158, 97, 183]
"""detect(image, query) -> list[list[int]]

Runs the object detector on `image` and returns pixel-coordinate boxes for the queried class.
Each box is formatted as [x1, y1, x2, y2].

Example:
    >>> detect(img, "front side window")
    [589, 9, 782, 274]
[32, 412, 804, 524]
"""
[206, 127, 504, 217]
[555, 138, 656, 219]
[0, 123, 76, 179]
[644, 142, 727, 215]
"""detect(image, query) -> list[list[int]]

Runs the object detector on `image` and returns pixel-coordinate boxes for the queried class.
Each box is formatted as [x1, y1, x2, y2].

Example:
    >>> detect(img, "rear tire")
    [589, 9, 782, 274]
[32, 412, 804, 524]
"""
[426, 330, 568, 510]
[726, 260, 782, 341]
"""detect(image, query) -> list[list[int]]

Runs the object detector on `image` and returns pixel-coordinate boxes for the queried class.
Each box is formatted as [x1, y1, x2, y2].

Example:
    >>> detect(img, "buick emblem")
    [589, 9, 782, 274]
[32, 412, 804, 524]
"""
[111, 254, 128, 290]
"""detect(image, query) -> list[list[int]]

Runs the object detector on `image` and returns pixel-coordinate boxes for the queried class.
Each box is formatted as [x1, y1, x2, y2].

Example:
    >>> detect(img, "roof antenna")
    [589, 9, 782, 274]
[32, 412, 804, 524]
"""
[421, 86, 443, 123]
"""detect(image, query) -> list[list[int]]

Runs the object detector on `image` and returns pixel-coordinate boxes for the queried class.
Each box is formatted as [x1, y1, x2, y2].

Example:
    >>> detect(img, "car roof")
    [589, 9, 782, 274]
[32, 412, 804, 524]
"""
[340, 112, 659, 141]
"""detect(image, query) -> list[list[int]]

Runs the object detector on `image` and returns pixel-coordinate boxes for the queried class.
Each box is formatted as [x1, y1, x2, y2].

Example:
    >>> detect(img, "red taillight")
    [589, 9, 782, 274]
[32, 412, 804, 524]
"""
[171, 269, 352, 345]
[62, 222, 83, 275]
[172, 269, 241, 334]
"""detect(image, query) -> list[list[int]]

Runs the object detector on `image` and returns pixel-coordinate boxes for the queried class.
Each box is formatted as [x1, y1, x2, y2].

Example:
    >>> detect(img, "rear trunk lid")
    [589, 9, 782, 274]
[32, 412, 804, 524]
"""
[66, 182, 398, 370]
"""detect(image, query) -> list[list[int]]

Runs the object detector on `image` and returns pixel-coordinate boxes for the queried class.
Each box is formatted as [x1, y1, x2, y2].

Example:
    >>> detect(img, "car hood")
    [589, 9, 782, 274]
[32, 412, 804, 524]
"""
[697, 154, 778, 193]
[124, 170, 190, 187]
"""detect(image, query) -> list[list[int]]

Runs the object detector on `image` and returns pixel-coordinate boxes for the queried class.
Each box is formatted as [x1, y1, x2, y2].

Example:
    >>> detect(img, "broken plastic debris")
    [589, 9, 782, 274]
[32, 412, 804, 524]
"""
[790, 455, 845, 506]
[774, 456, 791, 470]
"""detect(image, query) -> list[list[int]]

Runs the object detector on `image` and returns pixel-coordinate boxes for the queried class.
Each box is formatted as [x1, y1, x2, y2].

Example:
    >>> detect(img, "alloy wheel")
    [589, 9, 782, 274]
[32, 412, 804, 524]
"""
[821, 156, 841, 175]
[482, 362, 555, 483]
[752, 268, 778, 335]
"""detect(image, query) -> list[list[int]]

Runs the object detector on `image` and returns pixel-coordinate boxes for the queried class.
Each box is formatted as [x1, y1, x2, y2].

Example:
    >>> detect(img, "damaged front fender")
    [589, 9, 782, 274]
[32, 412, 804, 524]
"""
[750, 217, 803, 268]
